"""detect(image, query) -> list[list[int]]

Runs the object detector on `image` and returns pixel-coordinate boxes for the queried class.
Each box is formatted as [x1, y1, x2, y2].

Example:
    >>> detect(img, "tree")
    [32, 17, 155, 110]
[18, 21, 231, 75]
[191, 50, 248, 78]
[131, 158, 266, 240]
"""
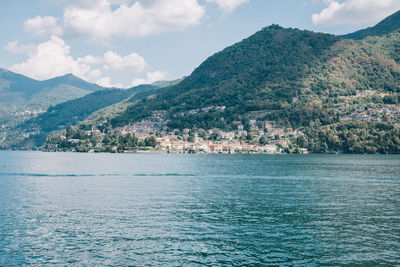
[145, 135, 157, 147]
[259, 136, 267, 145]
[246, 133, 253, 141]
[66, 126, 75, 139]
[296, 135, 308, 148]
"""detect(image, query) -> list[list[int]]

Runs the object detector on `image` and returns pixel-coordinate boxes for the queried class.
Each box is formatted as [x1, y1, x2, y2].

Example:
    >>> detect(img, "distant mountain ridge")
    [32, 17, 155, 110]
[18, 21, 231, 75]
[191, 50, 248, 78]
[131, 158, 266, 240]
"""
[40, 73, 105, 92]
[0, 69, 107, 120]
[0, 69, 104, 96]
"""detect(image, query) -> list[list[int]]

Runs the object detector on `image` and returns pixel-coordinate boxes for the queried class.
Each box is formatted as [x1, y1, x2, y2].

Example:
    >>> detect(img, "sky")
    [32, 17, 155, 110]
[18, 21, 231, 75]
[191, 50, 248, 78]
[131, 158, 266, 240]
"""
[1, 0, 399, 88]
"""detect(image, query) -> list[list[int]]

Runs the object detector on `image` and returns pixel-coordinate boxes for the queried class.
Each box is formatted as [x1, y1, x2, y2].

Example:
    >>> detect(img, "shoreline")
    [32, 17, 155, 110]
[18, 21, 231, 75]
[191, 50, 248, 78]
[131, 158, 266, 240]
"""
[2, 148, 399, 155]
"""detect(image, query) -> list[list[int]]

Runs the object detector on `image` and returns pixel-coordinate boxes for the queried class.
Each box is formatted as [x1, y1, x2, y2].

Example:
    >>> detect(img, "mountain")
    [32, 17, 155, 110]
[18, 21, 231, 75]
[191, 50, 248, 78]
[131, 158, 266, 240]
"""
[0, 81, 178, 149]
[0, 69, 106, 120]
[111, 25, 342, 127]
[111, 19, 400, 129]
[22, 84, 157, 135]
[105, 11, 400, 153]
[41, 73, 105, 92]
[346, 10, 400, 39]
[3, 11, 400, 153]
[19, 78, 182, 137]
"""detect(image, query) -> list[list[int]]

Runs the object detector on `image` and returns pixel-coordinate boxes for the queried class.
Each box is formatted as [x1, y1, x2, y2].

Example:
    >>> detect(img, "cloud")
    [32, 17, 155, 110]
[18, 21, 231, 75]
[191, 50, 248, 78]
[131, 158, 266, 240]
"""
[131, 70, 167, 86]
[97, 76, 123, 88]
[24, 16, 63, 37]
[9, 36, 155, 88]
[77, 55, 103, 65]
[10, 36, 90, 81]
[62, 0, 206, 39]
[46, 0, 130, 8]
[76, 51, 146, 72]
[103, 51, 146, 72]
[206, 0, 249, 13]
[312, 0, 400, 27]
[4, 41, 36, 55]
[27, 0, 246, 40]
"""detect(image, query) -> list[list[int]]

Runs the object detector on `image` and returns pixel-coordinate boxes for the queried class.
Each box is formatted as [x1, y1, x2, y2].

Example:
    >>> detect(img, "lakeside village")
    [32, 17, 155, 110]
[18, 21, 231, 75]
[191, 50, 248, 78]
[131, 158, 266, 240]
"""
[45, 108, 309, 154]
[44, 101, 400, 154]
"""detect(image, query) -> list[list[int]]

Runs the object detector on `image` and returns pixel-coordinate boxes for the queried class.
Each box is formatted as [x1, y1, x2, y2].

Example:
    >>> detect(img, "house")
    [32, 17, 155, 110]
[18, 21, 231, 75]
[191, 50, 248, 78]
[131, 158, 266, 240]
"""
[225, 132, 235, 140]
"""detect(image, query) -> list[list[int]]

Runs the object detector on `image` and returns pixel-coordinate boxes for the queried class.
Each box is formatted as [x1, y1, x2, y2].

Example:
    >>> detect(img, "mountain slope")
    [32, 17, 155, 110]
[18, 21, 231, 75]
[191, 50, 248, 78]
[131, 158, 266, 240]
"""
[0, 70, 106, 119]
[0, 82, 177, 149]
[41, 74, 105, 92]
[346, 10, 400, 39]
[0, 68, 42, 96]
[109, 11, 400, 132]
[112, 25, 342, 127]
[21, 84, 156, 135]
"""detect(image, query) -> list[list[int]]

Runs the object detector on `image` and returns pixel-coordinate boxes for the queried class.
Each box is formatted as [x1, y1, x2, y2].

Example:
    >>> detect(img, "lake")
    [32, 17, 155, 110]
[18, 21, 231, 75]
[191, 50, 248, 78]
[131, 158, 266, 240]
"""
[0, 151, 399, 266]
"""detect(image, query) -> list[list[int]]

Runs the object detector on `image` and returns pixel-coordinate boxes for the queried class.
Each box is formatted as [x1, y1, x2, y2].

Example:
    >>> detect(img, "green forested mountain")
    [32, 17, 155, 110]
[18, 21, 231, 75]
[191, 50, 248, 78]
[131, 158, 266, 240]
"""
[0, 82, 175, 149]
[111, 25, 342, 127]
[21, 84, 157, 134]
[2, 11, 400, 152]
[109, 12, 400, 128]
[106, 11, 400, 153]
[0, 70, 105, 120]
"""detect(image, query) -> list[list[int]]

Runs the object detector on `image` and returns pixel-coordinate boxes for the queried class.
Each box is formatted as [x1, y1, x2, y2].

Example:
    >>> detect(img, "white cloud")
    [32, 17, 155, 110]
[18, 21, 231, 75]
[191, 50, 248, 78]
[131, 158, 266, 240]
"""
[131, 71, 167, 86]
[24, 16, 63, 37]
[77, 55, 103, 65]
[312, 0, 400, 27]
[77, 51, 147, 72]
[206, 0, 249, 13]
[8, 36, 164, 88]
[97, 76, 123, 88]
[62, 0, 206, 39]
[10, 36, 90, 81]
[47, 0, 130, 8]
[103, 51, 146, 72]
[4, 41, 36, 55]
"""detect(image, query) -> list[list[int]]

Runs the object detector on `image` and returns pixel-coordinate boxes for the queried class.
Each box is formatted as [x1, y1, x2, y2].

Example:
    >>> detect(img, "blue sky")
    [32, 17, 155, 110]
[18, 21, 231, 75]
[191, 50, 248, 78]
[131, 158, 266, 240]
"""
[1, 0, 399, 88]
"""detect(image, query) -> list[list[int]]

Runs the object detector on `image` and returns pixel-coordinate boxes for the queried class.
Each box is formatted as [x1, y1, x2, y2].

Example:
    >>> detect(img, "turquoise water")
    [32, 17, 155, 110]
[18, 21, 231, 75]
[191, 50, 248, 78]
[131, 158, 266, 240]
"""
[0, 151, 399, 266]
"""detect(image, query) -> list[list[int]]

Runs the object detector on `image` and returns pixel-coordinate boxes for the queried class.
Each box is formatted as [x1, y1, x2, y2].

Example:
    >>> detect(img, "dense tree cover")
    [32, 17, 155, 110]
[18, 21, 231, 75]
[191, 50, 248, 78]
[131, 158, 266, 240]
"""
[46, 126, 157, 153]
[112, 25, 341, 126]
[112, 17, 400, 133]
[21, 85, 157, 135]
[23, 89, 134, 133]
[265, 103, 340, 128]
[301, 121, 400, 154]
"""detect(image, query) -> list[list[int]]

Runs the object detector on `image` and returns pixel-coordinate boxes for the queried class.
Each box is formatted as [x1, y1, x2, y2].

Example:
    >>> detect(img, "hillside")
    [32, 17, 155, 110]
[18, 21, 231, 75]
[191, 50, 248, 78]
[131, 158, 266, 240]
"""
[0, 70, 106, 121]
[3, 11, 400, 153]
[346, 10, 400, 39]
[22, 84, 156, 134]
[104, 11, 400, 153]
[0, 81, 177, 149]
[111, 19, 400, 129]
[111, 25, 341, 127]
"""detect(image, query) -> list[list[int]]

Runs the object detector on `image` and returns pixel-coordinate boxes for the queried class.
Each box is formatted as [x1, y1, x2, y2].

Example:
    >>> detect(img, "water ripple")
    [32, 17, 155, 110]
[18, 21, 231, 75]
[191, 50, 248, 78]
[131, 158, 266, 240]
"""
[0, 152, 399, 266]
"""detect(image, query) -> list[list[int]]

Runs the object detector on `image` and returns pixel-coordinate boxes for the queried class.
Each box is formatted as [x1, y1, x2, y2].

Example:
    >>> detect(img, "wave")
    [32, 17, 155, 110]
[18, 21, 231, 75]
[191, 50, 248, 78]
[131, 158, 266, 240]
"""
[0, 173, 197, 178]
